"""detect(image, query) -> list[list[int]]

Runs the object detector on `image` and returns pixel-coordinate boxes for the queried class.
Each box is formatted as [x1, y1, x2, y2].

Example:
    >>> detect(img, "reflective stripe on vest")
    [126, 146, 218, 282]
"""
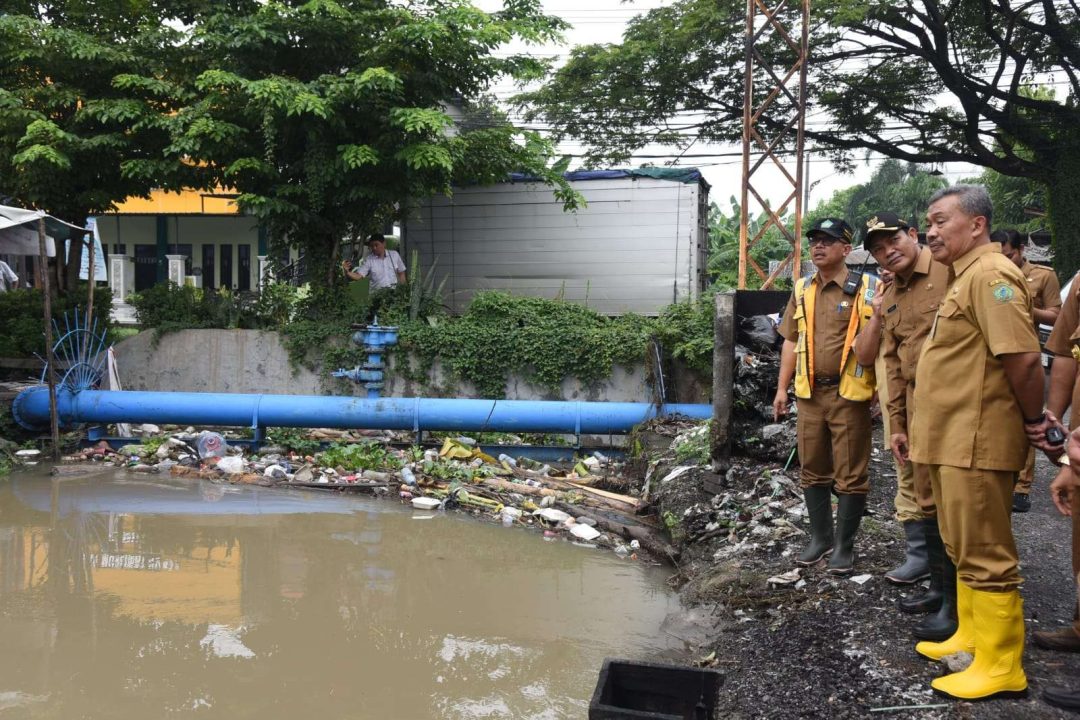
[792, 273, 878, 401]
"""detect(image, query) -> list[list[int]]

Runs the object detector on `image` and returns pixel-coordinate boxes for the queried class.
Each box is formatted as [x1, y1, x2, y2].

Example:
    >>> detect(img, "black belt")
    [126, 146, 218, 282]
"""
[814, 375, 841, 386]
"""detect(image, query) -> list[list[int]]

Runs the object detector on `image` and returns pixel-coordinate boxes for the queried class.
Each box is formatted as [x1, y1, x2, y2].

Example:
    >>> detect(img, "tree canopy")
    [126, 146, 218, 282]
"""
[122, 0, 576, 281]
[806, 160, 948, 234]
[0, 0, 577, 290]
[518, 0, 1080, 273]
[0, 2, 194, 289]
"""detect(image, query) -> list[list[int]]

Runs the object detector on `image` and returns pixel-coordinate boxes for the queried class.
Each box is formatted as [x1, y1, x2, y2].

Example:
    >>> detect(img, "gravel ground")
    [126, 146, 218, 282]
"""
[657, 428, 1080, 719]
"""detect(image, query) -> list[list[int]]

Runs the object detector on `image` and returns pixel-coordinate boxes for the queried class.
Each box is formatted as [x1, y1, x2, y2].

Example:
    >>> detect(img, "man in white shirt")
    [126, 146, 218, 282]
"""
[343, 234, 406, 290]
[0, 260, 18, 292]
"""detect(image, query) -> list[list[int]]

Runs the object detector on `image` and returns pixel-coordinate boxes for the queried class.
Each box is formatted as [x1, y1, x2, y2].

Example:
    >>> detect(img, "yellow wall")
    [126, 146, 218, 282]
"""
[92, 544, 242, 625]
[0, 527, 242, 626]
[113, 189, 239, 215]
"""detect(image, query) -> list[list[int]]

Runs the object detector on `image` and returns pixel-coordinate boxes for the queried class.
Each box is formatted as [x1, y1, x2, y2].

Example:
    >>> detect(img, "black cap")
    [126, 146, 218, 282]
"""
[863, 212, 911, 247]
[806, 217, 854, 243]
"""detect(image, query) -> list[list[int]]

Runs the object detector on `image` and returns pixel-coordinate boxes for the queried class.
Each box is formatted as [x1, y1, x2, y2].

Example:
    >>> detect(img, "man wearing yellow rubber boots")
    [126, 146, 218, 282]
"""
[910, 185, 1048, 700]
[774, 218, 879, 575]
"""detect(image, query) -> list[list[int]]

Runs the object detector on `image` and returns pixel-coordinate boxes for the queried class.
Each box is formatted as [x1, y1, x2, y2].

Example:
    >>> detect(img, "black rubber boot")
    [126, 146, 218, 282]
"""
[912, 529, 958, 641]
[827, 493, 866, 575]
[885, 519, 931, 585]
[796, 486, 834, 566]
[899, 520, 945, 615]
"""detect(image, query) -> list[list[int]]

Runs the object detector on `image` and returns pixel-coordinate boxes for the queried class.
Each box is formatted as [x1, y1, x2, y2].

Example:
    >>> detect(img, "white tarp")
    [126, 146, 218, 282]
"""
[64, 217, 106, 280]
[0, 222, 55, 256]
[0, 203, 85, 257]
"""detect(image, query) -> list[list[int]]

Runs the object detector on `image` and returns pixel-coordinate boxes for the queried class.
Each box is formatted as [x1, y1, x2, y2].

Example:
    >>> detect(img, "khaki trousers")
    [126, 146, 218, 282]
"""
[893, 381, 935, 521]
[929, 464, 1021, 592]
[796, 385, 871, 495]
[876, 356, 926, 522]
[1013, 446, 1036, 495]
[1074, 491, 1080, 636]
[910, 460, 937, 517]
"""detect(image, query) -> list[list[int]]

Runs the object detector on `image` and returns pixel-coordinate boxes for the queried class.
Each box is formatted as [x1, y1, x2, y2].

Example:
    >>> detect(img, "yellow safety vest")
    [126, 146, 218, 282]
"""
[792, 273, 879, 401]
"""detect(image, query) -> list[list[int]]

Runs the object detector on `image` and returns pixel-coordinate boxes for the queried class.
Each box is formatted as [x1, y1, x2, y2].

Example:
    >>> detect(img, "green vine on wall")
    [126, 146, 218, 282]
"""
[392, 291, 657, 398]
[121, 279, 718, 397]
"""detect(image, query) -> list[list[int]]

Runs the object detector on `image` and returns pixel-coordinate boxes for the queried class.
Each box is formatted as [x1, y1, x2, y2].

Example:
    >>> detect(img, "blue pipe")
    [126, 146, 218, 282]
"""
[12, 387, 711, 435]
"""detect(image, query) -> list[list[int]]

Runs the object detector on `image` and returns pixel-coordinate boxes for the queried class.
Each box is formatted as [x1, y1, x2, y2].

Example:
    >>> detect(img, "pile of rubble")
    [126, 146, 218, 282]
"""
[49, 424, 671, 561]
[731, 344, 797, 464]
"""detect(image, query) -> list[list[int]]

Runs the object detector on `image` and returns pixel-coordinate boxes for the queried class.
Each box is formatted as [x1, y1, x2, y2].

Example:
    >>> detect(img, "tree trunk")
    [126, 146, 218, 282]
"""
[64, 234, 90, 295]
[1045, 150, 1080, 282]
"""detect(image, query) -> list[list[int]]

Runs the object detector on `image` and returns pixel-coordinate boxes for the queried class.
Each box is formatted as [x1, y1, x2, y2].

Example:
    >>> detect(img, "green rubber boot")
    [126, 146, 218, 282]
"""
[796, 486, 834, 566]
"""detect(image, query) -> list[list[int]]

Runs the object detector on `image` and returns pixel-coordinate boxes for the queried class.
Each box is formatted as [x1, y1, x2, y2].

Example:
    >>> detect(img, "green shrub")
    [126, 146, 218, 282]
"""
[318, 441, 402, 472]
[653, 297, 715, 376]
[396, 291, 656, 397]
[0, 286, 113, 358]
[252, 282, 305, 330]
[127, 283, 260, 332]
[266, 427, 321, 456]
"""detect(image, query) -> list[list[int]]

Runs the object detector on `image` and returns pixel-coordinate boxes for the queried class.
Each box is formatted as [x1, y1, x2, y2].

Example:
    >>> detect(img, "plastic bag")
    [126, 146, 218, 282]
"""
[738, 315, 781, 353]
[197, 432, 228, 459]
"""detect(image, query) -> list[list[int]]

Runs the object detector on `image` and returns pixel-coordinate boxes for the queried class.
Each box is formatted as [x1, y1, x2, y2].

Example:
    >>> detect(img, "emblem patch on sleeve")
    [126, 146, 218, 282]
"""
[991, 282, 1016, 303]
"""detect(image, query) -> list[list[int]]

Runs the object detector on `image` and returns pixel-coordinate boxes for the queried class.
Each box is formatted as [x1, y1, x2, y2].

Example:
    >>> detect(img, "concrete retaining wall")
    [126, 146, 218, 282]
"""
[111, 329, 707, 403]
[114, 330, 323, 395]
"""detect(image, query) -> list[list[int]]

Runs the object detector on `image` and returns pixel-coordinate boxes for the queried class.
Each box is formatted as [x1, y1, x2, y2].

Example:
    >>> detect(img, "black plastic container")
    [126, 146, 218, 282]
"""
[588, 658, 723, 720]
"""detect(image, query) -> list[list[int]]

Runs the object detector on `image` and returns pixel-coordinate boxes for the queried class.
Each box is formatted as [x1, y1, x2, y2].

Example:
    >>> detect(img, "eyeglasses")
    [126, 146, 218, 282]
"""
[808, 236, 843, 247]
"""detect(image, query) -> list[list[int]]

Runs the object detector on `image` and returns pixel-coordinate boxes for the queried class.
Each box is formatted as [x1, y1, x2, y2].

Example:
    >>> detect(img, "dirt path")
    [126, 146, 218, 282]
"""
[691, 432, 1080, 719]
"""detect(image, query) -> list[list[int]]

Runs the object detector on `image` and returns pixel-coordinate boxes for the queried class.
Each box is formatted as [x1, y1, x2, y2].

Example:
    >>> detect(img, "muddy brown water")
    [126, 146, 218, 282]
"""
[0, 466, 682, 719]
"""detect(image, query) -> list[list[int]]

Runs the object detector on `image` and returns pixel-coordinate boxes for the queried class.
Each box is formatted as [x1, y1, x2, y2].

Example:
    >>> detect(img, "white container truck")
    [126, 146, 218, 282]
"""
[403, 169, 710, 316]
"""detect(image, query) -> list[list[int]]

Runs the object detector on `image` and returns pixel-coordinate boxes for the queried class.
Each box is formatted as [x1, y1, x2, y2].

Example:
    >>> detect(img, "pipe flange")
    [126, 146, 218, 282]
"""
[11, 386, 47, 431]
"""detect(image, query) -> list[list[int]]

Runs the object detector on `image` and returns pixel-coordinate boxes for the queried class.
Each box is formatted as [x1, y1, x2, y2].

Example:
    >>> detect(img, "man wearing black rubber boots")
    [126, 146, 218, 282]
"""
[853, 212, 957, 641]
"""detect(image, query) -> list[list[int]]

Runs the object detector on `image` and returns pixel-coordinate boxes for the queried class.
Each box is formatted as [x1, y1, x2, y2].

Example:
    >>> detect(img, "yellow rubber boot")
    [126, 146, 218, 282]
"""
[917, 580, 974, 661]
[931, 589, 1027, 700]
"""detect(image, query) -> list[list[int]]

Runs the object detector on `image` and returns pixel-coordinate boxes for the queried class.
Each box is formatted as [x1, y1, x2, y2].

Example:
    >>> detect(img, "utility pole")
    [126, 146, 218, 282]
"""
[738, 0, 810, 288]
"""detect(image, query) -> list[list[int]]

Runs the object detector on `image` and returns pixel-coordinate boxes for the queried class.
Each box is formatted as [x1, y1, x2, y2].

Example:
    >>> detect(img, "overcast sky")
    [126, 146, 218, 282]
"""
[478, 0, 980, 215]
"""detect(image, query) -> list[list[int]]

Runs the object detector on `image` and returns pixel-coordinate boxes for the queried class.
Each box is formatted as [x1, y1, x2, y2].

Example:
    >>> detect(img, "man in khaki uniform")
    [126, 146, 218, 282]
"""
[1033, 272, 1080, 667]
[774, 217, 879, 576]
[1041, 424, 1080, 713]
[994, 228, 1061, 512]
[853, 212, 954, 641]
[910, 185, 1047, 700]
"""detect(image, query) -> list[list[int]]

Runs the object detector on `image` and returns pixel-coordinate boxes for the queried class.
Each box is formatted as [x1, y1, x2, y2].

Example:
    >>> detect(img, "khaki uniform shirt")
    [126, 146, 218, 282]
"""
[880, 247, 950, 434]
[910, 243, 1040, 471]
[1046, 271, 1080, 425]
[1020, 259, 1061, 317]
[778, 275, 851, 378]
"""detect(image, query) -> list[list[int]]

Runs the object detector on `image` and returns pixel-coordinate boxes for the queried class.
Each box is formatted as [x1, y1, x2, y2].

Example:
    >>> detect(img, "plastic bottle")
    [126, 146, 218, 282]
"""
[400, 467, 417, 487]
[498, 453, 517, 468]
[197, 432, 227, 459]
